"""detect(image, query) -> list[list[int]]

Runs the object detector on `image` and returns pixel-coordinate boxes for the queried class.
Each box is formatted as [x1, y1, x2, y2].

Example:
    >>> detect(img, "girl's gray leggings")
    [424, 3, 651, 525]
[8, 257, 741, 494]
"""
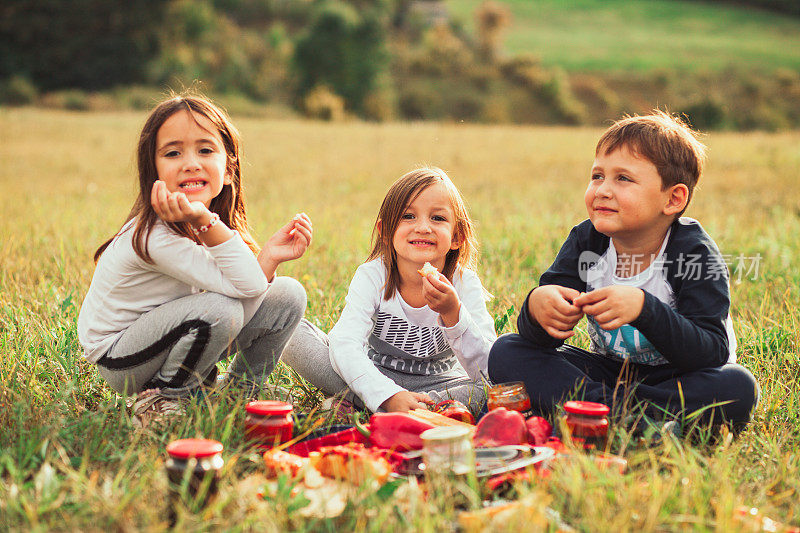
[96, 277, 306, 398]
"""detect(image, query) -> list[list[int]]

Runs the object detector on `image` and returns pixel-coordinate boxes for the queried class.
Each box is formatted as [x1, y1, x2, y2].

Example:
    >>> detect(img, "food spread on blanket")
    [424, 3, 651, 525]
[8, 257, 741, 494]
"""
[228, 397, 621, 527]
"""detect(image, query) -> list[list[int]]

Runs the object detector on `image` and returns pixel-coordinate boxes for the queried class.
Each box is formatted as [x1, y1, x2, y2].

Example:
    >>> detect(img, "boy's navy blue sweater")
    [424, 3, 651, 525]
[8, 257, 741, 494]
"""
[518, 218, 731, 372]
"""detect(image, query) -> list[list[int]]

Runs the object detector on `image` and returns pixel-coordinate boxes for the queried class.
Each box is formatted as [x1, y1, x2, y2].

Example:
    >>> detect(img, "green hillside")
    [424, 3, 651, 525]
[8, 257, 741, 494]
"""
[447, 0, 800, 73]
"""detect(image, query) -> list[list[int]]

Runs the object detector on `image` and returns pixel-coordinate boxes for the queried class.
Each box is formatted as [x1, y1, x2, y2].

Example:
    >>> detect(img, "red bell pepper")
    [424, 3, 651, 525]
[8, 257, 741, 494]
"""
[525, 416, 553, 446]
[432, 400, 475, 424]
[544, 436, 567, 454]
[473, 407, 527, 447]
[485, 470, 532, 494]
[354, 412, 435, 452]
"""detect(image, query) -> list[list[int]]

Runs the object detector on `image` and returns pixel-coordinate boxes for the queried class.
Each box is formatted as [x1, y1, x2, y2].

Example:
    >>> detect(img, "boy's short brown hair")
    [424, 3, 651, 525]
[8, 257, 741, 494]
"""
[596, 110, 706, 216]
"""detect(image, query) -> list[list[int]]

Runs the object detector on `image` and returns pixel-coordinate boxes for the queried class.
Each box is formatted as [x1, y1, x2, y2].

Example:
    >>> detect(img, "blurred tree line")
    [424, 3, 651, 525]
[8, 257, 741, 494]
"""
[0, 0, 389, 111]
[2, 0, 799, 130]
[688, 0, 800, 16]
[0, 0, 164, 90]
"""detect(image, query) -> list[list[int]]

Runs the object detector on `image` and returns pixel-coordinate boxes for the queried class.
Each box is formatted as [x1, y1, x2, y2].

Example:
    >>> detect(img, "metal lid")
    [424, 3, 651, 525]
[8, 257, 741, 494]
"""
[420, 426, 471, 443]
[563, 400, 610, 417]
[245, 400, 293, 416]
[166, 438, 223, 459]
[488, 381, 528, 396]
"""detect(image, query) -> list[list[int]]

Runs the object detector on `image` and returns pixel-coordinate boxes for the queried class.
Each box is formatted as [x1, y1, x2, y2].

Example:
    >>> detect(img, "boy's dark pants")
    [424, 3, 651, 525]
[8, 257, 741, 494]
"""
[488, 334, 759, 428]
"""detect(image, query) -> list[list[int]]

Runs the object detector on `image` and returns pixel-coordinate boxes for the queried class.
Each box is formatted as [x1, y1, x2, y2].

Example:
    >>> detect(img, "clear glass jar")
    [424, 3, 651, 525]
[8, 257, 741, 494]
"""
[562, 400, 610, 451]
[487, 381, 533, 417]
[421, 426, 475, 475]
[165, 438, 224, 512]
[244, 400, 293, 449]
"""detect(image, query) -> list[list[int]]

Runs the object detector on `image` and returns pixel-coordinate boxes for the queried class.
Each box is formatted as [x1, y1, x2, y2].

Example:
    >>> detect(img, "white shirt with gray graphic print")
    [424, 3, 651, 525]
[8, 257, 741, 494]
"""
[328, 259, 497, 412]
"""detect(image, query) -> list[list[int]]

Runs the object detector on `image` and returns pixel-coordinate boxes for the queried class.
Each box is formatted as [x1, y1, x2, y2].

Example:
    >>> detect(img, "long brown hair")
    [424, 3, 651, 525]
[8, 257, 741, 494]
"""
[94, 91, 258, 263]
[367, 168, 479, 300]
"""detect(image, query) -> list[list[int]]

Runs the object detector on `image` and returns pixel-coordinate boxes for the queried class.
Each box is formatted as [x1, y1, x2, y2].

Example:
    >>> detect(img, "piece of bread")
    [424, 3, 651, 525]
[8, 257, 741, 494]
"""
[417, 262, 439, 278]
[262, 449, 306, 479]
[311, 443, 392, 485]
[409, 409, 476, 432]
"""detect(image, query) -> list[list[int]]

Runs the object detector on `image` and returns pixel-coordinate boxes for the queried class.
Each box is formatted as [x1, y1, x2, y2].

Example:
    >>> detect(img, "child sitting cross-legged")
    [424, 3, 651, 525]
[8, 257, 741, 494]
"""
[282, 168, 495, 416]
[488, 111, 759, 436]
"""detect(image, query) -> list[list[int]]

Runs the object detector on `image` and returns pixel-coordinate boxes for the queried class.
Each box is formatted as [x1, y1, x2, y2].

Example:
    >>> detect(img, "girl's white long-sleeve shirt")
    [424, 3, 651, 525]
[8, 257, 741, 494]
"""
[328, 259, 497, 412]
[78, 219, 269, 363]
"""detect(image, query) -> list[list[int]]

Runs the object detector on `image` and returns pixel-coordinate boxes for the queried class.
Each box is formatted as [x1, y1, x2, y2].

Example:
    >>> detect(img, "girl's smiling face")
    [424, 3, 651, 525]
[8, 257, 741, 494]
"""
[155, 110, 231, 208]
[391, 181, 460, 272]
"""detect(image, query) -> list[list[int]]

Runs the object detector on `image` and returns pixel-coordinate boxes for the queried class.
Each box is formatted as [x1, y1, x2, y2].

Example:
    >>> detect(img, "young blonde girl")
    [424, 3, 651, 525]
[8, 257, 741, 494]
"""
[78, 93, 312, 428]
[283, 168, 495, 413]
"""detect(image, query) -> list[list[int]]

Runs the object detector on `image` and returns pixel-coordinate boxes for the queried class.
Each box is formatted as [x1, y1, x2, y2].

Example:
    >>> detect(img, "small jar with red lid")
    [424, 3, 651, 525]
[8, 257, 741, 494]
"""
[562, 401, 610, 451]
[487, 381, 533, 417]
[165, 438, 224, 511]
[244, 400, 294, 449]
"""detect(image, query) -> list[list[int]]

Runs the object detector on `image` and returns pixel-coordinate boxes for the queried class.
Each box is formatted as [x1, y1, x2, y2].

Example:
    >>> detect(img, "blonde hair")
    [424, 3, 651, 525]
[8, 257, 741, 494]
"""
[596, 109, 707, 216]
[367, 167, 479, 300]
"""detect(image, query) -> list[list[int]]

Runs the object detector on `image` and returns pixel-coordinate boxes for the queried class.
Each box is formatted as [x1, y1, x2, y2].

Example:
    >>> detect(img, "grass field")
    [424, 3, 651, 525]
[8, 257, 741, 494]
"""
[446, 0, 800, 73]
[1, 107, 800, 530]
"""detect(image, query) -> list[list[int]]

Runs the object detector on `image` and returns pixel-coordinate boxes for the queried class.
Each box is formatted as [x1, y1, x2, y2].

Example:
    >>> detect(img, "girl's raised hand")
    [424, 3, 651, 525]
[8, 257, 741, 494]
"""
[423, 272, 461, 327]
[151, 180, 207, 224]
[258, 213, 313, 279]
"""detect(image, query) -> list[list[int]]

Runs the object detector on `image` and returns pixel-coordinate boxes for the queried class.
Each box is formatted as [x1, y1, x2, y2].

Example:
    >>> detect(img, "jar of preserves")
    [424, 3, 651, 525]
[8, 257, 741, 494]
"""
[562, 401, 609, 451]
[421, 426, 475, 476]
[244, 400, 293, 449]
[487, 381, 533, 417]
[420, 426, 478, 509]
[165, 438, 224, 512]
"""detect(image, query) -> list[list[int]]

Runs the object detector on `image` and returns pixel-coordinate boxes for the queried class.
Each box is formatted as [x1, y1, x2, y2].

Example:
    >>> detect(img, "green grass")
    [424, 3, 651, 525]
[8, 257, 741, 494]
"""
[2, 108, 800, 530]
[447, 0, 800, 73]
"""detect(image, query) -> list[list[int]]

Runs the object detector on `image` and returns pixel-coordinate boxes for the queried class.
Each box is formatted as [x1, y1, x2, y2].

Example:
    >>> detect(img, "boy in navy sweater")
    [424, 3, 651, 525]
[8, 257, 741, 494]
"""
[489, 111, 758, 431]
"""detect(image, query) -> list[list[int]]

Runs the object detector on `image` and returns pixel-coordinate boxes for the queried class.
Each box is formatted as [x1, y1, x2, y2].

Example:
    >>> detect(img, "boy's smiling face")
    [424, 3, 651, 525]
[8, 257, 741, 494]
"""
[585, 145, 681, 242]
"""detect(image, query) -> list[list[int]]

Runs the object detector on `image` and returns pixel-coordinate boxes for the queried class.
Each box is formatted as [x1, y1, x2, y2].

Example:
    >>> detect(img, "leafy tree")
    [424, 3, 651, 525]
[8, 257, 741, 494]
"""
[0, 0, 165, 90]
[292, 0, 390, 112]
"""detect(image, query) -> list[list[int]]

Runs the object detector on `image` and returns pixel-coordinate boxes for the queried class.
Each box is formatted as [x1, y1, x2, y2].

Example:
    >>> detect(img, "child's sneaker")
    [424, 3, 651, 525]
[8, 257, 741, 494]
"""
[635, 418, 682, 447]
[264, 384, 293, 403]
[320, 393, 357, 424]
[130, 389, 185, 430]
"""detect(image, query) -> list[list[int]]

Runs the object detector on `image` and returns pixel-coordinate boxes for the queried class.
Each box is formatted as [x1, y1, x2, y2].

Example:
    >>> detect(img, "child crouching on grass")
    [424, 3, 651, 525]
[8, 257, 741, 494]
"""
[78, 93, 312, 429]
[282, 168, 496, 415]
[489, 111, 759, 436]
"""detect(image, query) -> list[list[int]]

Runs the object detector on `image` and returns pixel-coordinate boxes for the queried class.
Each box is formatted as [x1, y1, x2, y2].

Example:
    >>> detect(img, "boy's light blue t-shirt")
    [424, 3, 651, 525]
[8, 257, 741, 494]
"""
[584, 230, 737, 365]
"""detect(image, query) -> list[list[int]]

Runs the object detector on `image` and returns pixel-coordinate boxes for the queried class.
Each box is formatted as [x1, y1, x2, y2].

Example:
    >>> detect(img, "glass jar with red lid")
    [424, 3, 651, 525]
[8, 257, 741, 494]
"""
[165, 438, 224, 512]
[244, 400, 294, 449]
[562, 401, 610, 451]
[487, 381, 533, 417]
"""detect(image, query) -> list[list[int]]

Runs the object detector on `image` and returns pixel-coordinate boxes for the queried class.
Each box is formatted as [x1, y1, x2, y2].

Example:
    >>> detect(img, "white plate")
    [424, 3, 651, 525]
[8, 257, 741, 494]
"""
[395, 445, 554, 478]
[474, 445, 554, 477]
